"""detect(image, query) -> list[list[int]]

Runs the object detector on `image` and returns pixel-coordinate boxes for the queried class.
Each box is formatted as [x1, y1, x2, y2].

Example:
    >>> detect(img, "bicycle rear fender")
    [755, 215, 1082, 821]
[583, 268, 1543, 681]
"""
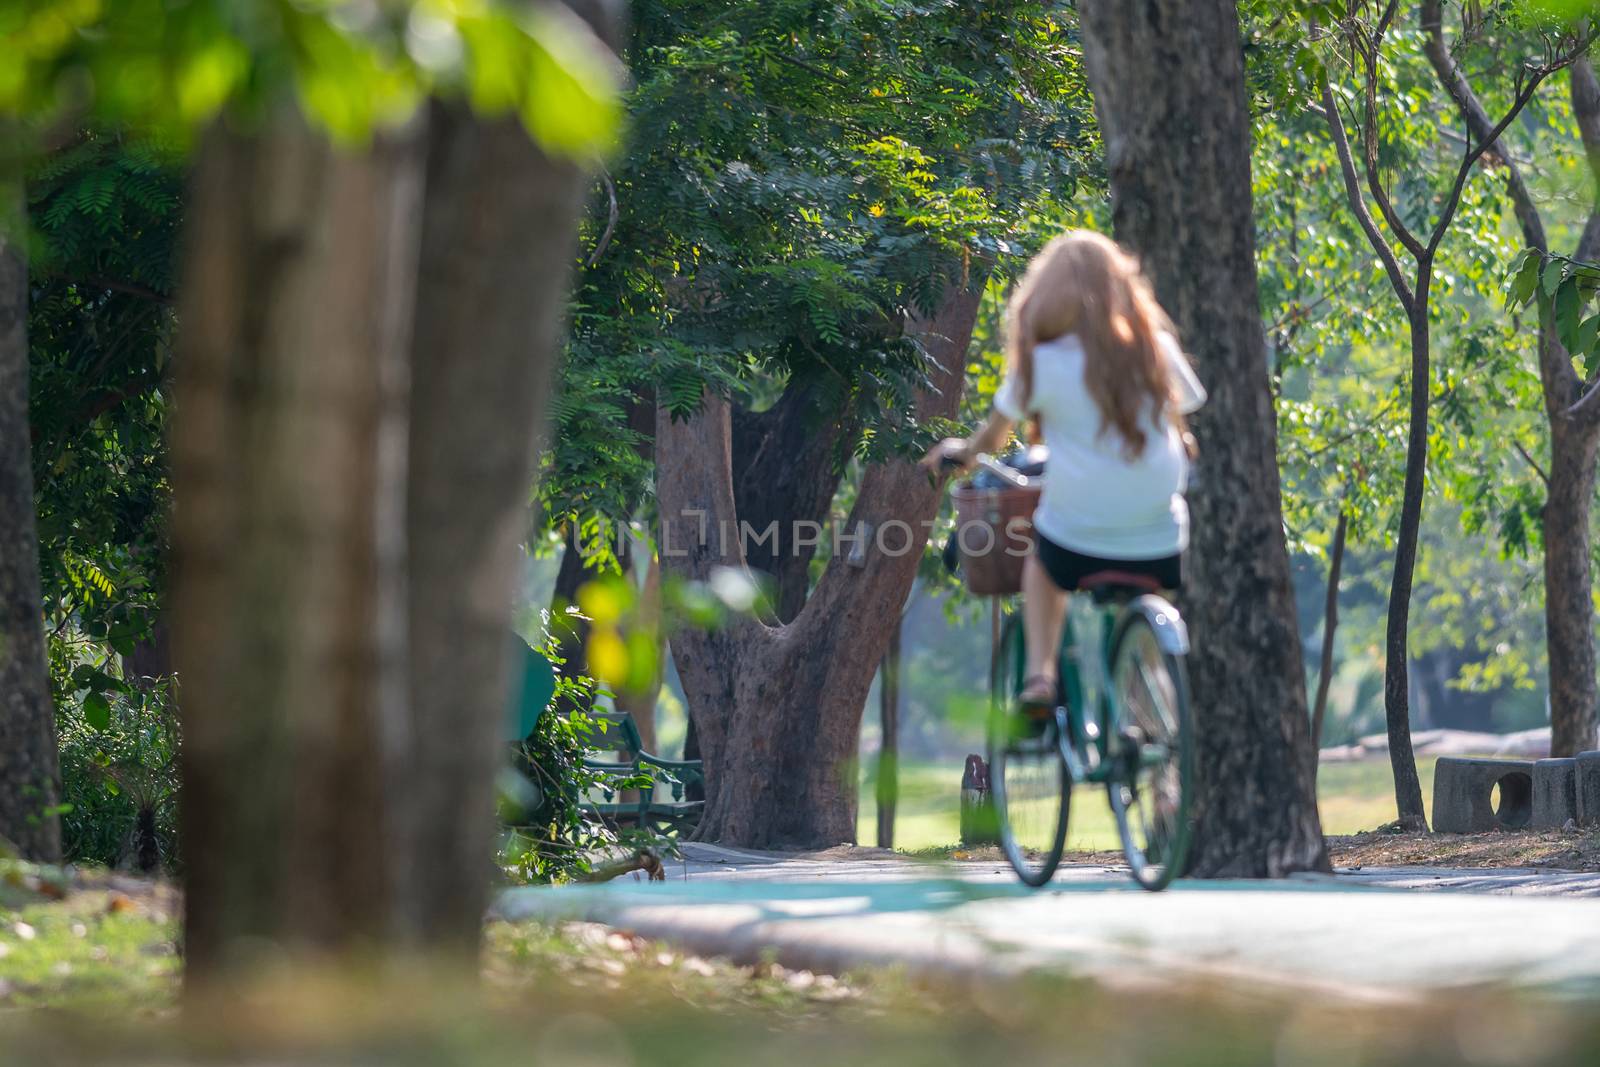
[1131, 594, 1189, 656]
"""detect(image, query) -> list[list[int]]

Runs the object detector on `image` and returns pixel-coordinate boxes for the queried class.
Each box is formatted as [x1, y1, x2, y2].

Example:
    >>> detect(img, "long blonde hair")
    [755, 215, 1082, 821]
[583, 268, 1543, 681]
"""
[1006, 231, 1191, 458]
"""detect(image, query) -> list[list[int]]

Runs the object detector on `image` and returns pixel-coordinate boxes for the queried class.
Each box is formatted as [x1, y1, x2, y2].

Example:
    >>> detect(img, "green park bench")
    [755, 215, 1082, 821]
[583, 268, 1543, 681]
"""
[504, 638, 703, 834]
[582, 710, 705, 833]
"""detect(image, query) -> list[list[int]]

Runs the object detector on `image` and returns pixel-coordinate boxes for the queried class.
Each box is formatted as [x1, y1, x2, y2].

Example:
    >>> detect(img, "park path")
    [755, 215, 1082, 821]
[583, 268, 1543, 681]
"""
[494, 844, 1600, 1002]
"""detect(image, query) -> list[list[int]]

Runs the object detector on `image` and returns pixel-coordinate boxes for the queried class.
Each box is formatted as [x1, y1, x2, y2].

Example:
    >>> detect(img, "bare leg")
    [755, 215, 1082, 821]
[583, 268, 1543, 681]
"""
[1022, 553, 1070, 698]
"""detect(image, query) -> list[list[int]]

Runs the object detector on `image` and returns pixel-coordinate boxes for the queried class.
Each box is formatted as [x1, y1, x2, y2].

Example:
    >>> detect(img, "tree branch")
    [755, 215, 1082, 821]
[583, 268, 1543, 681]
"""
[1565, 377, 1600, 426]
[1423, 65, 1551, 261]
[1320, 75, 1415, 313]
[1513, 437, 1550, 486]
[1357, 16, 1427, 260]
[1420, 0, 1548, 253]
[1419, 0, 1587, 413]
[585, 167, 619, 270]
[58, 275, 176, 306]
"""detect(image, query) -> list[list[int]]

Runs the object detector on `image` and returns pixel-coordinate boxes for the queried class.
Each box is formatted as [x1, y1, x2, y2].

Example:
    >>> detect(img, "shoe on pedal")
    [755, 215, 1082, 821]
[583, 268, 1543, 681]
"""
[1018, 675, 1057, 712]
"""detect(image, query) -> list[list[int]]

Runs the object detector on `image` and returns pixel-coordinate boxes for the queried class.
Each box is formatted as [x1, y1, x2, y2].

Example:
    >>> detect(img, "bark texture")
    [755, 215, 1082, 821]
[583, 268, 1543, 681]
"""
[172, 113, 422, 977]
[1544, 410, 1600, 755]
[660, 286, 979, 848]
[1380, 309, 1432, 826]
[1079, 0, 1329, 875]
[402, 101, 588, 956]
[730, 382, 856, 622]
[0, 179, 62, 862]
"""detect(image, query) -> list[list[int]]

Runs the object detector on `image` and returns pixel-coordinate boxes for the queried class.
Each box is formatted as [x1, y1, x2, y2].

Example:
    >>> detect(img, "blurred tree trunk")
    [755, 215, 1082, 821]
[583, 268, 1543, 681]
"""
[660, 284, 979, 848]
[0, 176, 62, 862]
[176, 1, 618, 979]
[401, 101, 589, 958]
[172, 112, 423, 978]
[1078, 0, 1329, 875]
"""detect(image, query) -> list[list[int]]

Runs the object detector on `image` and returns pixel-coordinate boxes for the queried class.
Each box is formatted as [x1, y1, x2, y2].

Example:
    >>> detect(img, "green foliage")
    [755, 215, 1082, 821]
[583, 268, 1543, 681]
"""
[1529, 0, 1600, 22]
[1510, 249, 1600, 380]
[1247, 0, 1579, 722]
[541, 0, 1100, 540]
[28, 131, 176, 616]
[498, 628, 655, 884]
[25, 129, 180, 871]
[53, 675, 179, 871]
[1, 0, 621, 154]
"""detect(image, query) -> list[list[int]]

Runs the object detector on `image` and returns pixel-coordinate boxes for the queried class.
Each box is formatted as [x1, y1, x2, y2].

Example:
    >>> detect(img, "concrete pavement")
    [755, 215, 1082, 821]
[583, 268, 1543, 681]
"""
[494, 844, 1600, 1001]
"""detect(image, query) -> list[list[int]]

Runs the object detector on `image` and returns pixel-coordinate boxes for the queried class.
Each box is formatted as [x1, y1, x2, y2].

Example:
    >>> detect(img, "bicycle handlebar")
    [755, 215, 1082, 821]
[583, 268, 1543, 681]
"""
[974, 453, 1039, 490]
[939, 450, 1040, 490]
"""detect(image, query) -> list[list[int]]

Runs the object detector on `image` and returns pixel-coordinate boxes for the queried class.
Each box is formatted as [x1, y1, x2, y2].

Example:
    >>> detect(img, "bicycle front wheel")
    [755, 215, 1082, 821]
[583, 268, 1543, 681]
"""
[1106, 600, 1194, 891]
[989, 616, 1071, 888]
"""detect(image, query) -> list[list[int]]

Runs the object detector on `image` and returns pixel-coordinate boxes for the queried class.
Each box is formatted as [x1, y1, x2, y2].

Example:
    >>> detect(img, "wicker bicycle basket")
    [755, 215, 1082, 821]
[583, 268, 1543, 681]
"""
[952, 482, 1041, 596]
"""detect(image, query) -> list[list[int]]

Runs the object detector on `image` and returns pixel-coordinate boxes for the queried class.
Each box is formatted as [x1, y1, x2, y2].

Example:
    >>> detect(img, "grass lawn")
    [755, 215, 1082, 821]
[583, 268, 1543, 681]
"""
[860, 756, 1444, 852]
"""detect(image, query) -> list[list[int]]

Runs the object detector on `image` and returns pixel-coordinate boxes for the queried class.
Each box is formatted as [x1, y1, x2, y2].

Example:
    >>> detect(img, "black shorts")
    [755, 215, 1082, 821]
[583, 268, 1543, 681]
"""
[1034, 535, 1182, 592]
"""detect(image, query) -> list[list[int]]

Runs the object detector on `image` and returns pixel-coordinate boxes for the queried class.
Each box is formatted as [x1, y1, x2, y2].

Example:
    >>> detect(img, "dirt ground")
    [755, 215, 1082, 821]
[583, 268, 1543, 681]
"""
[1326, 827, 1600, 872]
[918, 826, 1600, 874]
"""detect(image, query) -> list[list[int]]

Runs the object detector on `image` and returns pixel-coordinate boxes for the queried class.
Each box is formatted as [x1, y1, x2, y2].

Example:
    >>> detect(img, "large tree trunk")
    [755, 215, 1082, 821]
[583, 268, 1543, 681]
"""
[402, 102, 589, 957]
[0, 177, 62, 862]
[1078, 0, 1328, 875]
[661, 285, 979, 848]
[731, 381, 856, 622]
[172, 113, 423, 979]
[1379, 310, 1431, 829]
[1538, 62, 1600, 759]
[1545, 410, 1600, 756]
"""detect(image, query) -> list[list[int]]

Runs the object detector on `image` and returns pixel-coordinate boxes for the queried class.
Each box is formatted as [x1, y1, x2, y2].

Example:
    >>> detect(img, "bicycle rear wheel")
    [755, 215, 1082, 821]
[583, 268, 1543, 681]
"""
[989, 616, 1071, 888]
[1106, 601, 1193, 891]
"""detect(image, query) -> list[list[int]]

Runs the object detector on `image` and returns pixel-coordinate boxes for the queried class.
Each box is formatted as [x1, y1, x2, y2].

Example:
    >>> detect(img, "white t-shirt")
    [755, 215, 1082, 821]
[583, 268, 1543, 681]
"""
[992, 332, 1206, 560]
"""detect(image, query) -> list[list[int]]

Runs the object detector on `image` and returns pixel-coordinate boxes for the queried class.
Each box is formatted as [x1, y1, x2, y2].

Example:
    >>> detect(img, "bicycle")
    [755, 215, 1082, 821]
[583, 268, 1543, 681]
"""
[956, 454, 1195, 891]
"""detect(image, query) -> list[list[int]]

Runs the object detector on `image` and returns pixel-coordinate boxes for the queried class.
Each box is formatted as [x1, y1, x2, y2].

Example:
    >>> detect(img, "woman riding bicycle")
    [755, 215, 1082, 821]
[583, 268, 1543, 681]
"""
[921, 230, 1205, 710]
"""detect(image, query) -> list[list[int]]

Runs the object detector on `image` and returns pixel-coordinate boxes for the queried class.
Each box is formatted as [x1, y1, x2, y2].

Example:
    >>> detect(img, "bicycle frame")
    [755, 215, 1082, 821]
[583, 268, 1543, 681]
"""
[993, 596, 1120, 785]
[1056, 596, 1121, 785]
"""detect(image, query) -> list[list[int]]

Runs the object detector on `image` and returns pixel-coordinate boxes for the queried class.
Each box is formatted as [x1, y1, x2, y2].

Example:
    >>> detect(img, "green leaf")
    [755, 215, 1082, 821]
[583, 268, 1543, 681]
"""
[83, 692, 111, 731]
[518, 5, 623, 158]
[176, 37, 249, 124]
[1580, 313, 1600, 359]
[1508, 250, 1542, 308]
[1580, 315, 1600, 380]
[1544, 259, 1567, 297]
[1557, 277, 1582, 352]
[71, 663, 108, 690]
